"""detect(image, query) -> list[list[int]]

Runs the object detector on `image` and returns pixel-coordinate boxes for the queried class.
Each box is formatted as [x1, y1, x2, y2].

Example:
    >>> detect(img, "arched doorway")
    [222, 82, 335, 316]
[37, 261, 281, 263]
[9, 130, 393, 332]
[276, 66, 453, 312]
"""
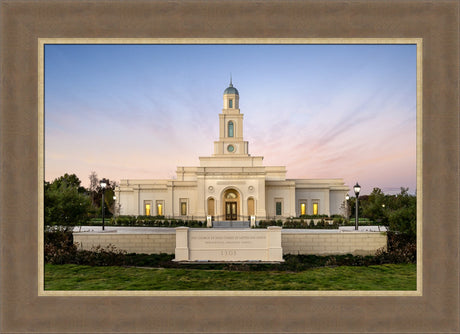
[222, 189, 240, 220]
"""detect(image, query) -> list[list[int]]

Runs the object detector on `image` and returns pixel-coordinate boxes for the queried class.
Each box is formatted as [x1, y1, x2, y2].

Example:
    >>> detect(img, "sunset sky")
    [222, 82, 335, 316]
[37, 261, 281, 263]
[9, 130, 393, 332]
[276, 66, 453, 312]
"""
[44, 43, 417, 195]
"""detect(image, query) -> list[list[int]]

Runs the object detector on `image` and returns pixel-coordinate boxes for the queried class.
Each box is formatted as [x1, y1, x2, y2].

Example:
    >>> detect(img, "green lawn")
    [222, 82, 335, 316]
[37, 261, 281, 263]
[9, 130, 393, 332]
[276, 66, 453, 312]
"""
[45, 263, 416, 291]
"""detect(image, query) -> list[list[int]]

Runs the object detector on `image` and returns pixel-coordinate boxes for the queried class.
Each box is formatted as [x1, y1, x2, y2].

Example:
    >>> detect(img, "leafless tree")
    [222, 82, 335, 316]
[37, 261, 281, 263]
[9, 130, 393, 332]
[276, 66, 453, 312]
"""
[88, 171, 98, 206]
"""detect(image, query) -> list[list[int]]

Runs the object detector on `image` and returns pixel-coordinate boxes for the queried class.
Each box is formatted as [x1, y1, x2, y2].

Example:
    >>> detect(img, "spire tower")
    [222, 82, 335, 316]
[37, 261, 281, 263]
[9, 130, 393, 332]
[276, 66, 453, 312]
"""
[213, 80, 248, 156]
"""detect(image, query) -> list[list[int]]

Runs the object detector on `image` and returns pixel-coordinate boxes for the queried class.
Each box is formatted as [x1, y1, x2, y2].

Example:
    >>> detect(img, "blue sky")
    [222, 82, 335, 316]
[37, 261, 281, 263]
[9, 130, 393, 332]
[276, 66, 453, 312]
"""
[44, 43, 417, 195]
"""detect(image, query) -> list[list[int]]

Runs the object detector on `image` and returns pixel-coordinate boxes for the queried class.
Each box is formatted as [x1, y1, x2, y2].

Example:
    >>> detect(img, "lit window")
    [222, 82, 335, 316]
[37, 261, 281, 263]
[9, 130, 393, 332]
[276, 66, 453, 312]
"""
[180, 201, 187, 216]
[300, 203, 306, 215]
[313, 203, 318, 215]
[229, 99, 233, 108]
[276, 201, 282, 216]
[145, 204, 151, 216]
[226, 191, 237, 199]
[228, 121, 234, 137]
[157, 203, 163, 216]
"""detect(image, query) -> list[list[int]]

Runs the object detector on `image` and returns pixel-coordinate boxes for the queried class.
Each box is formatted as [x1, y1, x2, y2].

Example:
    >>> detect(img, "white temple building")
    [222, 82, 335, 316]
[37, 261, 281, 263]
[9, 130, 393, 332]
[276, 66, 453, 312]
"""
[116, 80, 349, 221]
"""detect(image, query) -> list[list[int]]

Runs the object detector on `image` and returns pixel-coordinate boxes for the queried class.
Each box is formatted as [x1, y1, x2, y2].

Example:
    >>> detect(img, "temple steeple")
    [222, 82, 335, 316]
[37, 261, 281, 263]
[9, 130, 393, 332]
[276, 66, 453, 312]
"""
[213, 80, 248, 156]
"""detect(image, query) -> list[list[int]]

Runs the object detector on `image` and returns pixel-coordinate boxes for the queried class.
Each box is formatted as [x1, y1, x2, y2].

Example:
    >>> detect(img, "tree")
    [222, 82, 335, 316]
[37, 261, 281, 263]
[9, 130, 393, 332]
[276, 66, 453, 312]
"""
[44, 175, 92, 231]
[91, 178, 118, 217]
[105, 180, 118, 215]
[388, 188, 416, 237]
[53, 173, 86, 193]
[339, 199, 351, 221]
[357, 187, 416, 237]
[88, 171, 99, 206]
[361, 188, 387, 224]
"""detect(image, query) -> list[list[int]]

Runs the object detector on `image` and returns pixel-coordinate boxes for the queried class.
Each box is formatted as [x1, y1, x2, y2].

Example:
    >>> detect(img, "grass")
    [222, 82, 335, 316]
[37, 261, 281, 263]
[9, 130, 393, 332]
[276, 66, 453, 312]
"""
[45, 263, 416, 291]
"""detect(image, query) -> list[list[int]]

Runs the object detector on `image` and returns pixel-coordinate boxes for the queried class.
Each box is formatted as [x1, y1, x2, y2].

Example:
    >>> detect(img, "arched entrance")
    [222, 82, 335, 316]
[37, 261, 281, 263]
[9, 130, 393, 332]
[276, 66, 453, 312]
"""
[222, 189, 240, 220]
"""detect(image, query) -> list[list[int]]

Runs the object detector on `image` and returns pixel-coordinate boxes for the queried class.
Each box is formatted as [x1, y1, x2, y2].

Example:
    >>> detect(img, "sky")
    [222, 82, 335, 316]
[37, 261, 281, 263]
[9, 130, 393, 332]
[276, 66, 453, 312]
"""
[44, 44, 417, 195]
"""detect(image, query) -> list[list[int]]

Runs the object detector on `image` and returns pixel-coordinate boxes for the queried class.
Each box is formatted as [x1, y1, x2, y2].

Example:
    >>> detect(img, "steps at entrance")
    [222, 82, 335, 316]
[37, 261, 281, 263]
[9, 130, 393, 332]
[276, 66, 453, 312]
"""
[212, 221, 250, 228]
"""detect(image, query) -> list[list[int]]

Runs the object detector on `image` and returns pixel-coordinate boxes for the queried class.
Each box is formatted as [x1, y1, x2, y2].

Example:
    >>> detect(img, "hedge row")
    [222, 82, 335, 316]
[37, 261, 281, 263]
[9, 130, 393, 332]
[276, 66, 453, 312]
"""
[257, 219, 340, 229]
[85, 216, 377, 229]
[92, 215, 206, 228]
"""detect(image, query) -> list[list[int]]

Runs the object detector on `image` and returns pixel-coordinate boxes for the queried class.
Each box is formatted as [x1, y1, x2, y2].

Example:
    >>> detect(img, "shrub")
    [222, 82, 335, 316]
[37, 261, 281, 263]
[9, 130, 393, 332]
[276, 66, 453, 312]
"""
[74, 244, 127, 266]
[257, 220, 278, 228]
[374, 232, 416, 264]
[388, 207, 416, 237]
[44, 230, 77, 264]
[330, 214, 343, 219]
[299, 214, 329, 219]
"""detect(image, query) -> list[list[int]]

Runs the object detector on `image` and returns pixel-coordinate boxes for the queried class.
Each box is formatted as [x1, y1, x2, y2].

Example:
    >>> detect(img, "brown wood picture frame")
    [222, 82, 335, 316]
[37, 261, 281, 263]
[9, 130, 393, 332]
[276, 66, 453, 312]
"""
[1, 1, 459, 333]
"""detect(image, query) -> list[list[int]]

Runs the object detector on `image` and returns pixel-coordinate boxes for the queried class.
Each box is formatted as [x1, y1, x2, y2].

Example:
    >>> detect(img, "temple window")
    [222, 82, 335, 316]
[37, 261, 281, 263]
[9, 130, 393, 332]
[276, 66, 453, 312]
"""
[156, 201, 164, 216]
[180, 200, 187, 216]
[313, 202, 319, 215]
[300, 202, 306, 215]
[228, 121, 234, 137]
[276, 201, 282, 216]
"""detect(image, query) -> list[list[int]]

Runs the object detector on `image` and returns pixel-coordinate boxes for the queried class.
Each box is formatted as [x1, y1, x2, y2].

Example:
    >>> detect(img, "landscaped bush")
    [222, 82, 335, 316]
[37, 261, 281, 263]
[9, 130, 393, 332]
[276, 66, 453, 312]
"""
[256, 220, 283, 228]
[299, 214, 329, 219]
[374, 232, 416, 264]
[343, 218, 375, 226]
[44, 230, 78, 264]
[74, 244, 128, 266]
[256, 219, 343, 229]
[105, 216, 205, 228]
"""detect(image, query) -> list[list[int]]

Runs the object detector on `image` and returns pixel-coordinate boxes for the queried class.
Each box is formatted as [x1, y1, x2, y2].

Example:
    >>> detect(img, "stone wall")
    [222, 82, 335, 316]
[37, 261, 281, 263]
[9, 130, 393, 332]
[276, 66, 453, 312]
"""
[73, 233, 176, 254]
[73, 230, 386, 256]
[282, 231, 387, 256]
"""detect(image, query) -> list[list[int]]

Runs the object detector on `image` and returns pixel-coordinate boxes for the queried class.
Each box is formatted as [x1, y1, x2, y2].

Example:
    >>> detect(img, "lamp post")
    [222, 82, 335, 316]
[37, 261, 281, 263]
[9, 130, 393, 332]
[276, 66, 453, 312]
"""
[353, 182, 361, 231]
[345, 194, 350, 222]
[113, 195, 118, 221]
[100, 179, 107, 231]
[113, 195, 117, 215]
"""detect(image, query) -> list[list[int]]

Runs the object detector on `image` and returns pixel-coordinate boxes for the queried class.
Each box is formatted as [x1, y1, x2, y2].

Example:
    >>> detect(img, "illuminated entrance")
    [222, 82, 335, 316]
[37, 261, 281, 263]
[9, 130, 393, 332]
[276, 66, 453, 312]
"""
[223, 189, 240, 220]
[225, 202, 237, 220]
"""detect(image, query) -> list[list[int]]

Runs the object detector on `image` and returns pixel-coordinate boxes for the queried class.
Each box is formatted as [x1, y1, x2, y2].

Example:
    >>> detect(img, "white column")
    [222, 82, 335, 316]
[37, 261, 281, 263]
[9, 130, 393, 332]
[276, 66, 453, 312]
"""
[174, 227, 189, 261]
[267, 226, 283, 261]
[256, 178, 266, 219]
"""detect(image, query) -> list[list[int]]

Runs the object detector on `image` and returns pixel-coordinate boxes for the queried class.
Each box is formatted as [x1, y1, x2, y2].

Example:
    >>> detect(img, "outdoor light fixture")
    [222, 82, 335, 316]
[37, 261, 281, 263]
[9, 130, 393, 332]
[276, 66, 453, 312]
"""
[100, 179, 108, 231]
[353, 182, 361, 231]
[345, 194, 350, 222]
[113, 195, 117, 217]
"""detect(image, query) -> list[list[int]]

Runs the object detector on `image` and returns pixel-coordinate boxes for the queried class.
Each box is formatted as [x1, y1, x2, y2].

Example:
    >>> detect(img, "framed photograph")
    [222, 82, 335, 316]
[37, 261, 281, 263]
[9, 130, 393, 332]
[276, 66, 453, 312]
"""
[39, 40, 420, 297]
[1, 1, 458, 333]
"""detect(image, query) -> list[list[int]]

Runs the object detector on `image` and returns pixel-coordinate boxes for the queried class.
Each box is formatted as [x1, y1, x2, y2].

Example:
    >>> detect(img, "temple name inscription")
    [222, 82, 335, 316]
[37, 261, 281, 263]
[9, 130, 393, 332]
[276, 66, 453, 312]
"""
[174, 227, 284, 262]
